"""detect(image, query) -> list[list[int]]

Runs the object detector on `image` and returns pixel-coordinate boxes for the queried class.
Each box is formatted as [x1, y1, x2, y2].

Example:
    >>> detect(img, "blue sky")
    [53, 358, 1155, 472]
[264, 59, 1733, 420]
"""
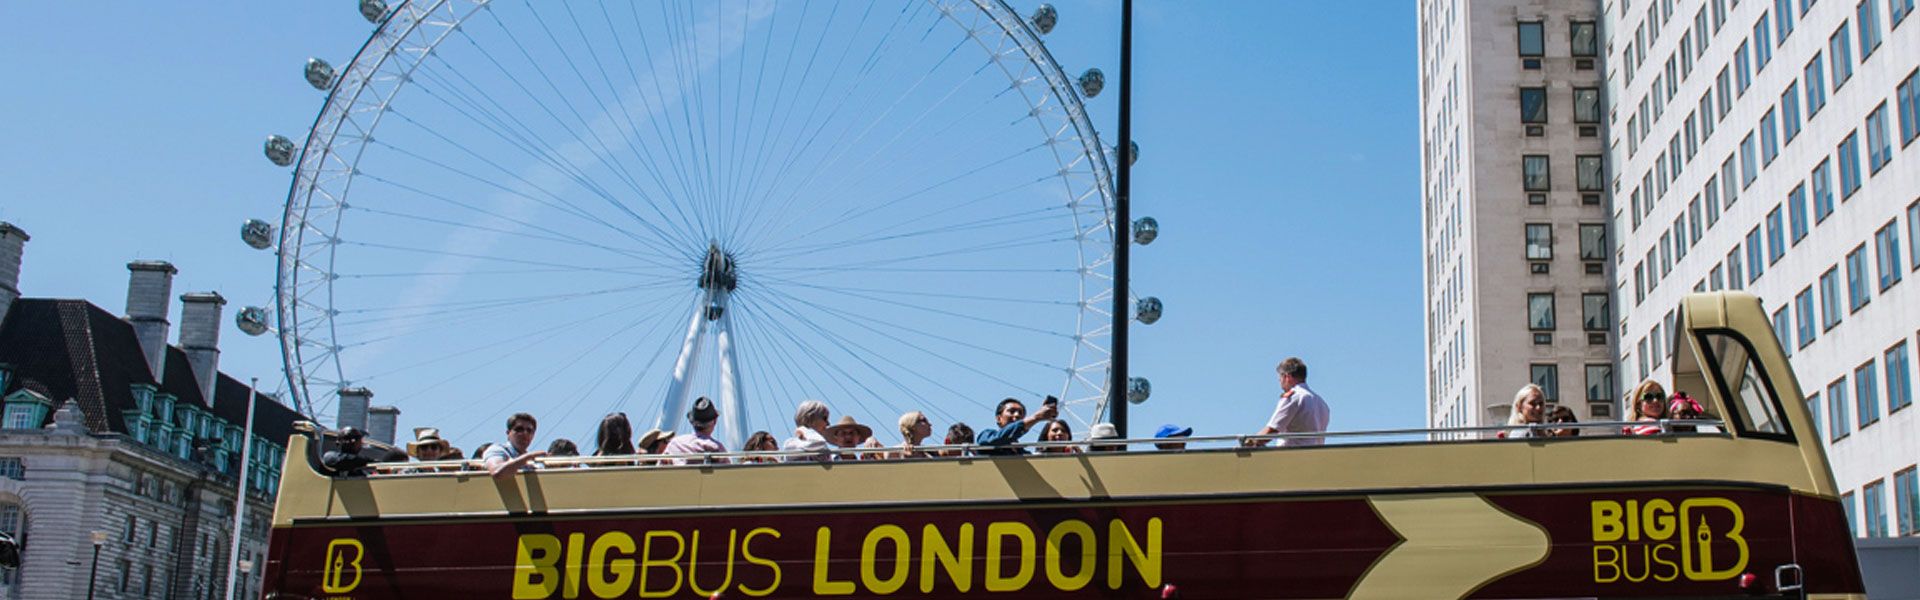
[0, 1, 1422, 450]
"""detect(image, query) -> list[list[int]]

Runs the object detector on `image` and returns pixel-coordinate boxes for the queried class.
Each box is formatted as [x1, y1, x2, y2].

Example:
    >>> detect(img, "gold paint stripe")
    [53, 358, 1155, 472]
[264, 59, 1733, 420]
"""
[1350, 494, 1549, 599]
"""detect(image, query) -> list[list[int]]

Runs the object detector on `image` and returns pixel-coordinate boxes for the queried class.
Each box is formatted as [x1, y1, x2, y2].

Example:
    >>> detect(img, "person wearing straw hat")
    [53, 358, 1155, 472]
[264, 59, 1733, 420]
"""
[1087, 422, 1125, 452]
[406, 427, 456, 461]
[826, 415, 878, 460]
[665, 397, 728, 465]
[637, 427, 675, 456]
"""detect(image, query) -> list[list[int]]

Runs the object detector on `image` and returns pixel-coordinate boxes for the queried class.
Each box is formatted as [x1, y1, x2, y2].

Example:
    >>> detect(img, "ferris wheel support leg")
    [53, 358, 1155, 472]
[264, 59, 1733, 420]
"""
[658, 301, 710, 435]
[714, 310, 747, 452]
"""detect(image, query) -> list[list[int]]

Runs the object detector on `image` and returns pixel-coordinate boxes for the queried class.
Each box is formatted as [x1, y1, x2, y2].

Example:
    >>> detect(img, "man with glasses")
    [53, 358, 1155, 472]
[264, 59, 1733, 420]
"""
[484, 412, 548, 479]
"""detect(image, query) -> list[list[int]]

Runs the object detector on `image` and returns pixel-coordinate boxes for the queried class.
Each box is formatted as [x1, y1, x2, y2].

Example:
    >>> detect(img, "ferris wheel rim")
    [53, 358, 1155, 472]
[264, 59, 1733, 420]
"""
[274, 0, 1120, 430]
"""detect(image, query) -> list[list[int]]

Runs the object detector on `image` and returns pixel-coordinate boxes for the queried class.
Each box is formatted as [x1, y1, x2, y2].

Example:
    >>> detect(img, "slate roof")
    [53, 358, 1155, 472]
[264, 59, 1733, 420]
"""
[0, 298, 308, 443]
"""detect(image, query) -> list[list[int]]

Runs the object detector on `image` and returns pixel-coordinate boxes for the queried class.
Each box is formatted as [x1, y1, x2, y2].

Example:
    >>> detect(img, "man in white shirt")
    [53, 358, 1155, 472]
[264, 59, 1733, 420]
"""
[1251, 357, 1330, 446]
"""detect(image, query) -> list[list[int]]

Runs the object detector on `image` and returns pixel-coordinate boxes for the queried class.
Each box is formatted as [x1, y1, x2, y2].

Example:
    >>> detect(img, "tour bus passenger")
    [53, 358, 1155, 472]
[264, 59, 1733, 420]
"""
[1624, 380, 1669, 435]
[483, 413, 548, 479]
[975, 398, 1057, 456]
[1039, 419, 1078, 454]
[548, 438, 580, 459]
[1497, 384, 1549, 439]
[468, 442, 494, 470]
[826, 416, 877, 459]
[1087, 422, 1126, 452]
[665, 397, 729, 464]
[1153, 424, 1192, 450]
[593, 413, 637, 459]
[379, 447, 411, 464]
[322, 427, 373, 477]
[742, 430, 780, 463]
[1667, 391, 1705, 432]
[1548, 406, 1581, 437]
[406, 427, 457, 462]
[782, 400, 834, 461]
[897, 411, 933, 457]
[637, 428, 675, 459]
[1250, 357, 1330, 447]
[941, 423, 976, 457]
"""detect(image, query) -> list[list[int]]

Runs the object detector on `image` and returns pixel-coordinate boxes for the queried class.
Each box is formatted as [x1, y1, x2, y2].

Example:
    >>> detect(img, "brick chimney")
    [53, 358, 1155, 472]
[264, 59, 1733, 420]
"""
[125, 261, 178, 380]
[178, 292, 226, 406]
[367, 405, 400, 445]
[337, 387, 372, 431]
[0, 222, 28, 324]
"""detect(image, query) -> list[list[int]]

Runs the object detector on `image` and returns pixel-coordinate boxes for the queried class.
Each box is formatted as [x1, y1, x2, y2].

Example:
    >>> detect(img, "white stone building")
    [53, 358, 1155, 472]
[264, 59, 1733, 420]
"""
[1605, 0, 1920, 538]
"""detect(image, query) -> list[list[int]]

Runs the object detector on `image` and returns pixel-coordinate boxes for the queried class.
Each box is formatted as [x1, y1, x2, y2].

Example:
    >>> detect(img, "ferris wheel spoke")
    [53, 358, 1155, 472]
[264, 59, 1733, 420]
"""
[732, 296, 915, 432]
[344, 202, 686, 267]
[608, 1, 732, 242]
[330, 280, 679, 329]
[741, 296, 982, 427]
[355, 289, 677, 384]
[756, 285, 1071, 368]
[757, 233, 1073, 275]
[340, 240, 675, 275]
[736, 300, 967, 432]
[746, 203, 1061, 266]
[444, 302, 674, 442]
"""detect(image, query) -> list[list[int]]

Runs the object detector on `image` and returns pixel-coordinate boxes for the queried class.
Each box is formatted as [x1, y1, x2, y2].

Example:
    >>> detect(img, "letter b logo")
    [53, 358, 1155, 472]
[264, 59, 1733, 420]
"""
[323, 538, 365, 593]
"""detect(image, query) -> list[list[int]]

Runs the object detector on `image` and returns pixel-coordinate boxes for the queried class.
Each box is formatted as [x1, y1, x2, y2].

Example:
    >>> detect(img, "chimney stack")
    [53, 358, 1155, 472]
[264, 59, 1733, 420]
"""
[178, 292, 226, 406]
[337, 387, 372, 432]
[367, 405, 400, 445]
[0, 222, 28, 325]
[126, 261, 178, 380]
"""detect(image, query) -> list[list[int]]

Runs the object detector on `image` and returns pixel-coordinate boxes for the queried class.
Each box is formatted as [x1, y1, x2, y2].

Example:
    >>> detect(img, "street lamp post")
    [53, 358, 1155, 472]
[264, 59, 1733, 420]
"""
[236, 560, 254, 600]
[86, 530, 108, 600]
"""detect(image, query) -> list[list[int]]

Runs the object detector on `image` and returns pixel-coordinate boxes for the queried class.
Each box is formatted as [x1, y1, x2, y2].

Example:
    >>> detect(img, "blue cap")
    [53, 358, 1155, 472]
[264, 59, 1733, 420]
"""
[1153, 424, 1192, 438]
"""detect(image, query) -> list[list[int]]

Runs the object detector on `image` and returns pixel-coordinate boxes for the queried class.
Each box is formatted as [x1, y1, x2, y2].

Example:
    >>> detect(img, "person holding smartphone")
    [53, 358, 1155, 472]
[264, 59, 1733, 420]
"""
[974, 396, 1058, 455]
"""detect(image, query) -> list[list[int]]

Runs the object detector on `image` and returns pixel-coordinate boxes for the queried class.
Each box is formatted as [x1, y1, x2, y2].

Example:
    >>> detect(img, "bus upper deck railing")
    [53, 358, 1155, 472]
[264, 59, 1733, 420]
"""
[353, 418, 1730, 476]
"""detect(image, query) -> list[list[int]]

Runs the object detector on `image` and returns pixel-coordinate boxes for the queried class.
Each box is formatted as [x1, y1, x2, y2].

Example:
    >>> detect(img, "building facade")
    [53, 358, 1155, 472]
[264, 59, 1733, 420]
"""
[1604, 0, 1920, 538]
[0, 222, 306, 600]
[1421, 0, 1622, 431]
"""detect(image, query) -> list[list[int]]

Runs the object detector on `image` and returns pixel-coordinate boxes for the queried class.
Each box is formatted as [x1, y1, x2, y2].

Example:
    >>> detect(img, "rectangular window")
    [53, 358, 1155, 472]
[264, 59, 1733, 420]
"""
[1532, 364, 1561, 401]
[1586, 364, 1614, 403]
[1895, 0, 1916, 25]
[1686, 112, 1701, 157]
[1682, 33, 1696, 76]
[1747, 227, 1767, 282]
[1728, 245, 1746, 290]
[1860, 0, 1883, 56]
[1661, 232, 1674, 274]
[1783, 82, 1804, 141]
[1845, 492, 1859, 536]
[1571, 21, 1598, 56]
[1689, 196, 1704, 241]
[1898, 468, 1919, 536]
[1830, 376, 1852, 440]
[1832, 24, 1855, 89]
[1722, 157, 1741, 205]
[1901, 70, 1919, 145]
[1575, 88, 1602, 123]
[1779, 0, 1800, 38]
[1813, 159, 1835, 221]
[1911, 201, 1920, 270]
[1717, 68, 1735, 117]
[1773, 306, 1794, 356]
[1675, 216, 1690, 260]
[1521, 87, 1548, 123]
[1736, 41, 1753, 94]
[1879, 221, 1905, 290]
[1712, 264, 1727, 291]
[1577, 155, 1604, 190]
[1839, 132, 1863, 197]
[1849, 244, 1872, 311]
[1858, 360, 1882, 427]
[1867, 479, 1890, 537]
[1889, 342, 1914, 412]
[1524, 155, 1550, 191]
[1706, 176, 1723, 224]
[1811, 392, 1825, 439]
[1526, 224, 1553, 259]
[1761, 109, 1780, 164]
[1583, 293, 1610, 331]
[1740, 133, 1760, 187]
[1867, 102, 1893, 172]
[1822, 266, 1844, 329]
[1768, 207, 1786, 263]
[1756, 14, 1775, 67]
[1796, 287, 1818, 347]
[1519, 21, 1546, 56]
[1789, 184, 1810, 243]
[1701, 92, 1718, 138]
[1807, 54, 1829, 116]
[1580, 223, 1607, 260]
[1529, 293, 1556, 330]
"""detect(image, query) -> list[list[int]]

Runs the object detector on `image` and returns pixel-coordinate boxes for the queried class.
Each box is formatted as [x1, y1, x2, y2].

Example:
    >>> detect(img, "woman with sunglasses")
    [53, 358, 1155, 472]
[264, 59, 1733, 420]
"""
[1624, 380, 1669, 435]
[896, 411, 934, 458]
[1497, 384, 1550, 439]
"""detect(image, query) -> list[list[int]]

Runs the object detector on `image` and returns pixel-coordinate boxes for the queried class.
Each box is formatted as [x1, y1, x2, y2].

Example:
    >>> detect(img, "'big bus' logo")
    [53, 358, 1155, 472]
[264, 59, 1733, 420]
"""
[322, 538, 365, 594]
[1590, 497, 1748, 583]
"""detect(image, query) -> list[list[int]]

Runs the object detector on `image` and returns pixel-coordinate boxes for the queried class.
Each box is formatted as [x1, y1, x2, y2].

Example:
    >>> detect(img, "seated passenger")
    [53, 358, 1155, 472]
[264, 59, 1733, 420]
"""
[665, 397, 729, 464]
[940, 422, 976, 457]
[1667, 391, 1706, 432]
[826, 416, 876, 459]
[782, 400, 834, 461]
[547, 438, 580, 468]
[897, 411, 933, 458]
[594, 413, 636, 458]
[323, 427, 374, 477]
[1087, 422, 1125, 452]
[1152, 424, 1192, 450]
[483, 413, 548, 479]
[1548, 406, 1581, 437]
[406, 427, 457, 463]
[637, 428, 675, 462]
[1038, 419, 1078, 454]
[742, 430, 780, 463]
[975, 398, 1057, 456]
[1497, 384, 1549, 439]
[1624, 380, 1669, 435]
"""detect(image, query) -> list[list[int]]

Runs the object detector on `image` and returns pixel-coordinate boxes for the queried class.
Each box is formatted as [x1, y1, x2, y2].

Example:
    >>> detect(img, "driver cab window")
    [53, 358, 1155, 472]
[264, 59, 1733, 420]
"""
[1700, 332, 1793, 439]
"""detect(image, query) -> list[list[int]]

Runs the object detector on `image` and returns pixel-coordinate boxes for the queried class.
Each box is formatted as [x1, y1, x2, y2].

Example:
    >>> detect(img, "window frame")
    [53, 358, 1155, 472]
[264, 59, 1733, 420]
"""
[1518, 21, 1547, 57]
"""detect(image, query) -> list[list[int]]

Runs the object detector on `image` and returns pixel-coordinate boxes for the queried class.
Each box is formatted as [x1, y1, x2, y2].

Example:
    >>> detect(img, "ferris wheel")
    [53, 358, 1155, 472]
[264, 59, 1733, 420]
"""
[244, 0, 1160, 449]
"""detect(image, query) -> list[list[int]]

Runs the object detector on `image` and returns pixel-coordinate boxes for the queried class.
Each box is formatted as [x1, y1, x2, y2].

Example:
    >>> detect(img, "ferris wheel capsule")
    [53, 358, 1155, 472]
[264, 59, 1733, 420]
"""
[1127, 377, 1151, 405]
[304, 58, 337, 91]
[236, 306, 271, 337]
[1029, 4, 1058, 35]
[1128, 140, 1140, 166]
[241, 219, 275, 250]
[1135, 297, 1162, 325]
[358, 0, 389, 24]
[1132, 216, 1158, 245]
[264, 135, 297, 167]
[1078, 68, 1104, 98]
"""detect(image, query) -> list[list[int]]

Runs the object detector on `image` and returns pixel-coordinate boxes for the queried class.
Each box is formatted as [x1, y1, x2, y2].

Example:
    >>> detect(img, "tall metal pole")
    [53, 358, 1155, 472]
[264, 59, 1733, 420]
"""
[225, 378, 259, 600]
[86, 541, 101, 600]
[1109, 0, 1134, 437]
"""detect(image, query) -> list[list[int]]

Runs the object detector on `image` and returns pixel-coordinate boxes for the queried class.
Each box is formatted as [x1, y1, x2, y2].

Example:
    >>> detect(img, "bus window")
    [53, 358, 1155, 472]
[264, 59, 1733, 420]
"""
[1699, 331, 1793, 439]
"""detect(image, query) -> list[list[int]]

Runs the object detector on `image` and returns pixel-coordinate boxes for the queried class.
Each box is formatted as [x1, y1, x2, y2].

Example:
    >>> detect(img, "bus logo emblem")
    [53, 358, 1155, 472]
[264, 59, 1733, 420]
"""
[322, 538, 364, 593]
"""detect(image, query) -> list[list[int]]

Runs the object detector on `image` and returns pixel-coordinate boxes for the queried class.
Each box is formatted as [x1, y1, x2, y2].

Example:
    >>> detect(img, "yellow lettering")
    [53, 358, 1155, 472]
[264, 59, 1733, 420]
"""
[1107, 518, 1162, 590]
[1642, 499, 1676, 540]
[1592, 545, 1620, 583]
[513, 534, 562, 599]
[737, 528, 782, 597]
[1651, 543, 1680, 582]
[813, 527, 856, 595]
[861, 525, 911, 594]
[1591, 501, 1625, 542]
[688, 530, 738, 598]
[587, 532, 635, 599]
[639, 531, 685, 598]
[1045, 520, 1096, 591]
[1680, 498, 1747, 580]
[918, 523, 973, 593]
[564, 533, 585, 599]
[984, 522, 1036, 592]
[1625, 500, 1641, 541]
[1621, 544, 1651, 582]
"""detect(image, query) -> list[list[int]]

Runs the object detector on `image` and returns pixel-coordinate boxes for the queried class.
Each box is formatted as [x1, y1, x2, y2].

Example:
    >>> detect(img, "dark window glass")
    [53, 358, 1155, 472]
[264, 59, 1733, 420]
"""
[1519, 22, 1546, 56]
[1571, 21, 1599, 56]
[1524, 155, 1551, 190]
[1521, 87, 1549, 123]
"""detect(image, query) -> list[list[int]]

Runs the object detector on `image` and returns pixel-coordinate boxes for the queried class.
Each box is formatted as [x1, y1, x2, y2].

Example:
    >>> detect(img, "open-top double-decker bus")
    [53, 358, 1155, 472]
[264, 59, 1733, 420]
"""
[259, 292, 1863, 599]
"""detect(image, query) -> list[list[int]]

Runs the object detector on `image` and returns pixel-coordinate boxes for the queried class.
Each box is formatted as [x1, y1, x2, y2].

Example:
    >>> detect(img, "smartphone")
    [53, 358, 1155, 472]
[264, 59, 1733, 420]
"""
[1043, 395, 1059, 408]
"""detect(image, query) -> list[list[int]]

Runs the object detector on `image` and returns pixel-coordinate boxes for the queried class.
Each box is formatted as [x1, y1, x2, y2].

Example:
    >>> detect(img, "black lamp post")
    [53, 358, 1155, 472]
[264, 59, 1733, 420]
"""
[86, 530, 108, 600]
[1109, 0, 1135, 436]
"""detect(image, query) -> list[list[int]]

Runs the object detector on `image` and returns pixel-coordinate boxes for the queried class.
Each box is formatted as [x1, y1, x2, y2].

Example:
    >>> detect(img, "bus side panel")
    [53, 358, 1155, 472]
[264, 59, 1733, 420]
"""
[1791, 493, 1868, 594]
